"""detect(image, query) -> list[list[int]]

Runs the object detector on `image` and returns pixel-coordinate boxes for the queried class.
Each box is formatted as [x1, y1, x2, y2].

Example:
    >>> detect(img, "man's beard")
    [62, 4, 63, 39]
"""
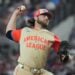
[37, 19, 48, 29]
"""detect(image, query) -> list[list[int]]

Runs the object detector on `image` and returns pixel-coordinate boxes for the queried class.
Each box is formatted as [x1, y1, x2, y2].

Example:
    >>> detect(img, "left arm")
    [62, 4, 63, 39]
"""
[52, 35, 70, 64]
[58, 41, 71, 64]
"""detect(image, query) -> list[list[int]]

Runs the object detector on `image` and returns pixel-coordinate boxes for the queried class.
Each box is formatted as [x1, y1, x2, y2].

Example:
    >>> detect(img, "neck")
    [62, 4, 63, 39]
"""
[34, 22, 43, 30]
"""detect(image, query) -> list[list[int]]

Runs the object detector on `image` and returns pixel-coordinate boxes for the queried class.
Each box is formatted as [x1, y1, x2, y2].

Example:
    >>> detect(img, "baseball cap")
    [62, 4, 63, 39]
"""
[34, 9, 53, 19]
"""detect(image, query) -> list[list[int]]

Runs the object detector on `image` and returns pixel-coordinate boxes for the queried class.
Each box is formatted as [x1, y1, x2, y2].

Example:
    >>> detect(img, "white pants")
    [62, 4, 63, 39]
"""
[14, 64, 54, 75]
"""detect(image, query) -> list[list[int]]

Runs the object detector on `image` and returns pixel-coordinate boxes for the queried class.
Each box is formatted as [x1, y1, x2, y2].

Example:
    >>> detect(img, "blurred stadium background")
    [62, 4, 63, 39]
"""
[0, 0, 75, 75]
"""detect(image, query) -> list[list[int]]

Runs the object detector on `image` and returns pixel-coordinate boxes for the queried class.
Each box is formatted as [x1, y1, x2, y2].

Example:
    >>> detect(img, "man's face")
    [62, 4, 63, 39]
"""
[36, 13, 50, 28]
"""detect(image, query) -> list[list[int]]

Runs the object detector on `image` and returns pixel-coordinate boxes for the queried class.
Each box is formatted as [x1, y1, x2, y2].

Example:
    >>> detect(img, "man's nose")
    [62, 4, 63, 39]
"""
[45, 16, 49, 20]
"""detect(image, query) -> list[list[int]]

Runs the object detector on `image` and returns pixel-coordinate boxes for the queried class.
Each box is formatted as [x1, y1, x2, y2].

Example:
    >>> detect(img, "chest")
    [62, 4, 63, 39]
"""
[20, 28, 55, 50]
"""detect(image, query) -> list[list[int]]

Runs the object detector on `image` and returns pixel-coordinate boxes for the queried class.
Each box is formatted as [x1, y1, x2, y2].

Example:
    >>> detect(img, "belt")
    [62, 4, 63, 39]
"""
[18, 63, 43, 74]
[30, 67, 42, 75]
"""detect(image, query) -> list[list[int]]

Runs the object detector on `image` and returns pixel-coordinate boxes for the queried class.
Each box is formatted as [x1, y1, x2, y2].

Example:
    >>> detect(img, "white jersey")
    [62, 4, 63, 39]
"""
[18, 27, 60, 68]
[8, 27, 60, 68]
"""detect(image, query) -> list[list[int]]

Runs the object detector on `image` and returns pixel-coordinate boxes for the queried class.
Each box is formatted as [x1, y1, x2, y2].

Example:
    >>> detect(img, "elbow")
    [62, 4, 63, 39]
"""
[6, 30, 13, 40]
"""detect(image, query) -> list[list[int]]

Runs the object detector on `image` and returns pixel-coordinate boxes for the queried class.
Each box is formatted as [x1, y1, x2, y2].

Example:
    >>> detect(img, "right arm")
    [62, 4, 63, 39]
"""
[6, 5, 26, 33]
[6, 5, 26, 42]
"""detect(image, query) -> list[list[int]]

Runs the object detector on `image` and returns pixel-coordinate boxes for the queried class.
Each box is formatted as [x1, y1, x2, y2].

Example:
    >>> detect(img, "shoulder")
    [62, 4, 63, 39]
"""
[20, 27, 32, 34]
[22, 27, 31, 30]
[45, 29, 55, 36]
[48, 30, 60, 39]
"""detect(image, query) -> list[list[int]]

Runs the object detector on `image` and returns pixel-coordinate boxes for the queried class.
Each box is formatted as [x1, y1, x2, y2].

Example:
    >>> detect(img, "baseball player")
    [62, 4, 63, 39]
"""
[6, 5, 70, 75]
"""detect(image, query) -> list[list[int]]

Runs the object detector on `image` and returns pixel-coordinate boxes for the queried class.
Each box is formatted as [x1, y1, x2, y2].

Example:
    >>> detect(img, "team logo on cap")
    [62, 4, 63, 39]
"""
[40, 9, 48, 13]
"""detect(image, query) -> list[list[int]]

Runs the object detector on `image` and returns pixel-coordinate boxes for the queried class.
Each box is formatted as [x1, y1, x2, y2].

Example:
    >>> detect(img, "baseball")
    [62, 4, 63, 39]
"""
[20, 5, 26, 10]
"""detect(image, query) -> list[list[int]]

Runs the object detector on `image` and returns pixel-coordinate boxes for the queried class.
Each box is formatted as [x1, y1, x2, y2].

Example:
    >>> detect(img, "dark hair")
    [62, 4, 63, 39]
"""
[28, 18, 35, 27]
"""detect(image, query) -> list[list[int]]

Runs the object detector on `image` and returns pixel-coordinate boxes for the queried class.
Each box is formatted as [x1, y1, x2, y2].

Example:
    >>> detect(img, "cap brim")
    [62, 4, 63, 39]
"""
[41, 12, 53, 19]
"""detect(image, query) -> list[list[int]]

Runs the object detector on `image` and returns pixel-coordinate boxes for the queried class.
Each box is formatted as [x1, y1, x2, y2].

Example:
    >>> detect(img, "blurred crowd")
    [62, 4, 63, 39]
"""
[0, 0, 75, 75]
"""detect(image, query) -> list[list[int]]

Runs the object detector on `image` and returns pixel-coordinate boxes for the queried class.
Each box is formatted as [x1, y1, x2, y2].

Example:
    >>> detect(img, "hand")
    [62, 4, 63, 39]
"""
[13, 5, 26, 16]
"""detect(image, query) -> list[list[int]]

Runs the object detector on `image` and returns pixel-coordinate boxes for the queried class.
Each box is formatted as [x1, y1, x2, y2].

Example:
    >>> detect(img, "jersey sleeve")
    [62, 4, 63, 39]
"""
[52, 35, 61, 53]
[6, 29, 21, 43]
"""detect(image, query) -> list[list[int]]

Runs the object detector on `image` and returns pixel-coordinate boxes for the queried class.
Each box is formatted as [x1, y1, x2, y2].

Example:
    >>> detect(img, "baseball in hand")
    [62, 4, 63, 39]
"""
[20, 5, 26, 10]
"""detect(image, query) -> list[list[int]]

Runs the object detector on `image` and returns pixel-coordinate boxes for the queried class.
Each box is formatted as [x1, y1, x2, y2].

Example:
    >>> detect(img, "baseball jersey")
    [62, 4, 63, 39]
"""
[6, 27, 61, 68]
